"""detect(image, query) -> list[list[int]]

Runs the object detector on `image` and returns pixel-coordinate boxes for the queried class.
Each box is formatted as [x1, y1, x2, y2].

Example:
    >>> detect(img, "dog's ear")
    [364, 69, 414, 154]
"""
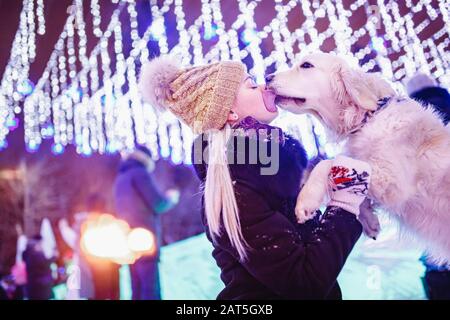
[331, 62, 393, 111]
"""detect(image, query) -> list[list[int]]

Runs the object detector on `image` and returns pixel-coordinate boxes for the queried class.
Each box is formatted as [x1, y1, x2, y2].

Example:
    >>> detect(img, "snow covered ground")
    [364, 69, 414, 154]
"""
[55, 212, 426, 300]
[157, 212, 426, 300]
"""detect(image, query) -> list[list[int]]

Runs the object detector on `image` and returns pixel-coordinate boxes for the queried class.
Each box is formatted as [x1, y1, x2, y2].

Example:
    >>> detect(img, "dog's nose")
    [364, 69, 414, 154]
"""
[265, 73, 275, 83]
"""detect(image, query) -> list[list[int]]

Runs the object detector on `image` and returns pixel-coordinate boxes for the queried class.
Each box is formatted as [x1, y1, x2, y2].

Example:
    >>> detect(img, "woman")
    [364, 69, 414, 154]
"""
[138, 57, 371, 299]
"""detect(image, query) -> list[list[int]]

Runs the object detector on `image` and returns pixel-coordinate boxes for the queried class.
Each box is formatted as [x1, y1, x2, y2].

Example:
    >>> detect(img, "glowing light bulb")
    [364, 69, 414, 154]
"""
[51, 143, 64, 155]
[128, 228, 155, 253]
[17, 79, 34, 96]
[203, 23, 217, 40]
[81, 214, 134, 264]
[150, 18, 165, 41]
[26, 140, 40, 153]
[241, 29, 257, 45]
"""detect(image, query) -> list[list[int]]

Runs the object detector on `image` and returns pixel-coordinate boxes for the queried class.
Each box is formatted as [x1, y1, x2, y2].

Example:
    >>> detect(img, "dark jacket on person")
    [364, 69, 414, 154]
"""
[410, 86, 450, 125]
[0, 277, 8, 300]
[192, 117, 362, 300]
[114, 158, 169, 256]
[22, 245, 54, 300]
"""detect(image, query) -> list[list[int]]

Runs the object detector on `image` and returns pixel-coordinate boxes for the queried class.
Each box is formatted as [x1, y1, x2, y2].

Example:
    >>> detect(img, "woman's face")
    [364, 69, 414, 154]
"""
[228, 74, 279, 124]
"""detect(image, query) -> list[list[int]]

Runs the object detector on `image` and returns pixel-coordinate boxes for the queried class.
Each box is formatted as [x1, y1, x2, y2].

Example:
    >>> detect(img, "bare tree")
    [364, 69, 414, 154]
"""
[20, 159, 71, 236]
[0, 167, 24, 273]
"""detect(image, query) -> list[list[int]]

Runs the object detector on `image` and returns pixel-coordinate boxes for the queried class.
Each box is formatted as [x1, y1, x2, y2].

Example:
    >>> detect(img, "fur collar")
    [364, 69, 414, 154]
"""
[192, 117, 308, 190]
[231, 116, 286, 145]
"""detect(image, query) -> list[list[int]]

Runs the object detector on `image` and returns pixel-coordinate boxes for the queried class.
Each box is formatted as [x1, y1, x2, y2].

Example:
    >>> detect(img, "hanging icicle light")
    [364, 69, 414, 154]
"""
[17, 79, 34, 96]
[0, 0, 446, 162]
[0, 0, 46, 145]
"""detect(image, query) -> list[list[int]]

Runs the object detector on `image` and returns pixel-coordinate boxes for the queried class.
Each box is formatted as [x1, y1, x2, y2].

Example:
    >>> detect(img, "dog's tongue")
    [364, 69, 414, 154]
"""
[262, 90, 278, 113]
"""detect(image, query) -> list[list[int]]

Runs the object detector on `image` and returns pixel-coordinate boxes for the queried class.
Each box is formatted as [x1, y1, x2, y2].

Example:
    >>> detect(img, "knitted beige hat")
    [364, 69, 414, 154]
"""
[138, 56, 246, 133]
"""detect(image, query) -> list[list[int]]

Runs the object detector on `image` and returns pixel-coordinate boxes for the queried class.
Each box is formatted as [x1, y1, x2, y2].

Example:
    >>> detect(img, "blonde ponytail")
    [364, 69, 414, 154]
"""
[204, 125, 248, 261]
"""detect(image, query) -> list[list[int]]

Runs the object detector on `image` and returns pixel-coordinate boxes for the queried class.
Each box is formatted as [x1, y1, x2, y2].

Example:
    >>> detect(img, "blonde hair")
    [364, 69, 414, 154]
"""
[203, 125, 249, 261]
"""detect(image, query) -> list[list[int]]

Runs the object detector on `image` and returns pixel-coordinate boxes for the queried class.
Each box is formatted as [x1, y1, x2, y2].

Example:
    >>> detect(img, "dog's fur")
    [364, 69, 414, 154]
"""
[268, 52, 450, 262]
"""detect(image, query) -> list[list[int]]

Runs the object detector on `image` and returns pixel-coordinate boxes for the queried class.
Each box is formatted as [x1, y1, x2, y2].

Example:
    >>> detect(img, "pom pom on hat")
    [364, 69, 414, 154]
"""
[138, 55, 246, 133]
[138, 56, 181, 110]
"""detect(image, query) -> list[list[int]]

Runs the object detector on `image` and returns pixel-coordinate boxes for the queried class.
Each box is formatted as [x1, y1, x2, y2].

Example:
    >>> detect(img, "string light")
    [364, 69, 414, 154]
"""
[0, 0, 41, 145]
[91, 0, 102, 38]
[0, 0, 447, 162]
[36, 0, 46, 35]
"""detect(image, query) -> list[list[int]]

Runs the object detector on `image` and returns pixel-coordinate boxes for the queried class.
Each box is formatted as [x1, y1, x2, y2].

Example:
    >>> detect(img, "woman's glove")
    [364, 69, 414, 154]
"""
[327, 155, 372, 216]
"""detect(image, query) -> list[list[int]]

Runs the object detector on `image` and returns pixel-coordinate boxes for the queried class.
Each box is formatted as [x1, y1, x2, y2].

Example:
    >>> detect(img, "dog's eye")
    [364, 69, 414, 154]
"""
[300, 62, 314, 69]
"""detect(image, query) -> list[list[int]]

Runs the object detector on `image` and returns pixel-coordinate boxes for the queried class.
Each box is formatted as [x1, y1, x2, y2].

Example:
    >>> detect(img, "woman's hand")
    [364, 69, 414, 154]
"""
[327, 155, 372, 216]
[295, 155, 372, 223]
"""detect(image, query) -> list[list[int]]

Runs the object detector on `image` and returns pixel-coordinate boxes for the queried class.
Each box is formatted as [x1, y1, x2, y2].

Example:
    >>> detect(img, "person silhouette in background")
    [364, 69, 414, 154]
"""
[22, 235, 56, 300]
[114, 145, 179, 300]
[83, 193, 120, 300]
[59, 212, 95, 300]
[406, 73, 450, 300]
[407, 73, 450, 125]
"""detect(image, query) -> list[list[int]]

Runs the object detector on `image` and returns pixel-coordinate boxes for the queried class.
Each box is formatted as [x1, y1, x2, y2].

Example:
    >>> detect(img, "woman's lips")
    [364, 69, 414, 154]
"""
[262, 90, 278, 113]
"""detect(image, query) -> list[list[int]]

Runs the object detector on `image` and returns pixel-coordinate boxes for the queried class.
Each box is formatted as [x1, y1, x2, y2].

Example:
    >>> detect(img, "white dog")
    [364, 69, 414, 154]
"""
[267, 52, 450, 263]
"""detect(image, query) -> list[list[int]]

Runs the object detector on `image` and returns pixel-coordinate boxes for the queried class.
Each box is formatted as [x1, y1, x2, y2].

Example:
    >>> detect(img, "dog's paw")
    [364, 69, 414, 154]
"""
[295, 206, 314, 224]
[358, 202, 381, 239]
[360, 218, 381, 239]
[295, 193, 321, 224]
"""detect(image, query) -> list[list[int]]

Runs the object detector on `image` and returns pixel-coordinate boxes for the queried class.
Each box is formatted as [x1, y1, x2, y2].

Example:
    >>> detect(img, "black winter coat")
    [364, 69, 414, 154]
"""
[192, 117, 362, 300]
[410, 86, 450, 125]
[22, 245, 54, 300]
[114, 158, 169, 256]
